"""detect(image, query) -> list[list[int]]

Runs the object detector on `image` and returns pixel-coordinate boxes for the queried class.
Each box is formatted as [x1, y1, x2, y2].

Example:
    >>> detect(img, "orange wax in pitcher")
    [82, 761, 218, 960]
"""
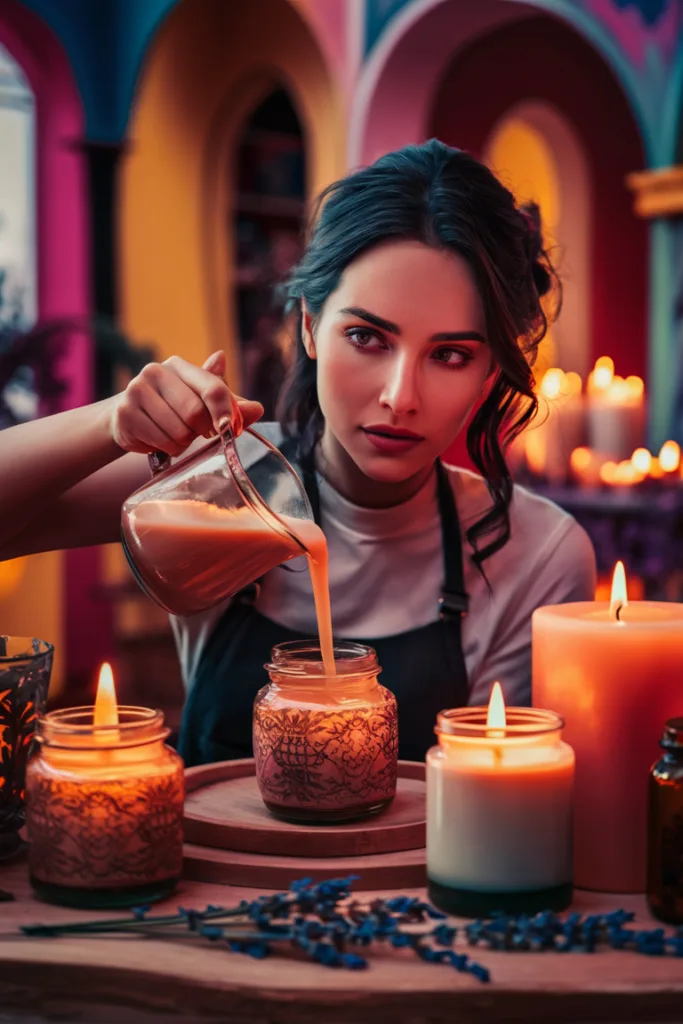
[127, 499, 336, 674]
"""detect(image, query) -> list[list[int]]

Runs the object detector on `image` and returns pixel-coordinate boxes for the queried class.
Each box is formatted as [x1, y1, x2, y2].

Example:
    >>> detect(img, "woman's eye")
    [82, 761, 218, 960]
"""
[345, 327, 383, 349]
[432, 347, 472, 369]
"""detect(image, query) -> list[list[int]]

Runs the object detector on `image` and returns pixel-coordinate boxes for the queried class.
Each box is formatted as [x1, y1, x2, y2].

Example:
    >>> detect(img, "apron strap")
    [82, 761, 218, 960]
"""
[435, 460, 470, 620]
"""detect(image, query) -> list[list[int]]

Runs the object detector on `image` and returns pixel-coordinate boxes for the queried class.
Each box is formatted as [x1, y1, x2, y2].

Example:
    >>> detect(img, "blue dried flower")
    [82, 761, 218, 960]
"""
[635, 929, 666, 956]
[432, 923, 457, 946]
[227, 939, 269, 959]
[467, 962, 491, 983]
[341, 952, 368, 970]
[131, 904, 150, 921]
[389, 932, 414, 949]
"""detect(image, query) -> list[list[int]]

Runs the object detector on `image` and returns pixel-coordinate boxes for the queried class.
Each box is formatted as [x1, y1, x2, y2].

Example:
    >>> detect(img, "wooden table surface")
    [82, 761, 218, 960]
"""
[1, 859, 682, 1024]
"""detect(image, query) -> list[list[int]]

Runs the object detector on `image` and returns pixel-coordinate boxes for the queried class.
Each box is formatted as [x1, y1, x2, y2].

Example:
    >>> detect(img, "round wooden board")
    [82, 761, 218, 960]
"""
[184, 758, 426, 858]
[182, 840, 426, 891]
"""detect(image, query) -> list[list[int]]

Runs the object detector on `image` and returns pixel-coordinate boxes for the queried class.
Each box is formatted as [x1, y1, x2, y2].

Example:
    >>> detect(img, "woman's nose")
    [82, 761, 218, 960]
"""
[379, 355, 420, 416]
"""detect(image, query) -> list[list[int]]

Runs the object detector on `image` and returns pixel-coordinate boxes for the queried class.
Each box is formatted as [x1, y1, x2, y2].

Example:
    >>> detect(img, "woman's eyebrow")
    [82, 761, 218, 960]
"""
[338, 307, 400, 334]
[431, 331, 487, 343]
[339, 307, 486, 344]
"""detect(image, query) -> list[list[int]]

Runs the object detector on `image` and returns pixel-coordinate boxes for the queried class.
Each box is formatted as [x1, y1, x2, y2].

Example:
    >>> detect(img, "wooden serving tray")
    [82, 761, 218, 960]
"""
[182, 759, 427, 890]
[184, 758, 426, 856]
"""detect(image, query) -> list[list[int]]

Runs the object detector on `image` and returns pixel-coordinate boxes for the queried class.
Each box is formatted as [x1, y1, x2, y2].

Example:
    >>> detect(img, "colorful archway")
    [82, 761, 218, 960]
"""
[483, 100, 592, 380]
[0, 0, 94, 697]
[351, 0, 652, 168]
[119, 0, 344, 389]
[429, 14, 647, 381]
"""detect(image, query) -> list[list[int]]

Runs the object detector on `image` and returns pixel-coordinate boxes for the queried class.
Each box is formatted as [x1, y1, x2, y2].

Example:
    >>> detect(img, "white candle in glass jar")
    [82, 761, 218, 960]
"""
[426, 685, 574, 917]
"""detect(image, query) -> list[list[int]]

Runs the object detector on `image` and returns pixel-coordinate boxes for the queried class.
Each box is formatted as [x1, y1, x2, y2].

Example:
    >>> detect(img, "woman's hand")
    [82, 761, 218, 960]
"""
[109, 351, 264, 456]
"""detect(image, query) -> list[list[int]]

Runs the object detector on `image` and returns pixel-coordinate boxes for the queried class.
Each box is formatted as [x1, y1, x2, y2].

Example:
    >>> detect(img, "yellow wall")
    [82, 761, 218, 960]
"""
[0, 552, 64, 697]
[119, 0, 344, 389]
[485, 118, 560, 379]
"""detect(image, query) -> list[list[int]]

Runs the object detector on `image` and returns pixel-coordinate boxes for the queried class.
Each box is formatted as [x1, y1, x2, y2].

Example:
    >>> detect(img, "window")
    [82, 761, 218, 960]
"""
[0, 42, 35, 331]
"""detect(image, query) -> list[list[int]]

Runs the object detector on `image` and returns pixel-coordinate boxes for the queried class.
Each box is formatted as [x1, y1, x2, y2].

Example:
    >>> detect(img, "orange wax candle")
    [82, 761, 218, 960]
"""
[532, 564, 683, 893]
[25, 664, 184, 908]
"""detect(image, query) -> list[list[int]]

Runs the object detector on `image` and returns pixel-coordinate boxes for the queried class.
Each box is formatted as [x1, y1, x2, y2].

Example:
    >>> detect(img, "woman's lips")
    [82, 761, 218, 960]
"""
[361, 426, 424, 455]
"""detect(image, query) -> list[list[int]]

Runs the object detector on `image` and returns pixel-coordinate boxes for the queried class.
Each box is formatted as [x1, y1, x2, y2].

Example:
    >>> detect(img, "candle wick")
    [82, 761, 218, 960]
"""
[615, 602, 623, 622]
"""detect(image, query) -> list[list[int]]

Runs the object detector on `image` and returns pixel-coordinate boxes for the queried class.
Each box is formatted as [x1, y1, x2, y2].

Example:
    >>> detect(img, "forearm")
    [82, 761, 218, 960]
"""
[0, 396, 124, 546]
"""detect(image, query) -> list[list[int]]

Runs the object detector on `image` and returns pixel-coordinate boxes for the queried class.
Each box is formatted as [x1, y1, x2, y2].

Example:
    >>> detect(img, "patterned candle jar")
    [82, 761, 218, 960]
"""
[0, 636, 54, 860]
[25, 704, 184, 908]
[253, 641, 398, 823]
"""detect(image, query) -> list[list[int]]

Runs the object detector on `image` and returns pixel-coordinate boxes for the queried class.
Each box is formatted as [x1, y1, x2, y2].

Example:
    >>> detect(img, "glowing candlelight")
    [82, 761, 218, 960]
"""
[486, 681, 506, 739]
[94, 662, 119, 729]
[658, 440, 680, 474]
[609, 561, 628, 622]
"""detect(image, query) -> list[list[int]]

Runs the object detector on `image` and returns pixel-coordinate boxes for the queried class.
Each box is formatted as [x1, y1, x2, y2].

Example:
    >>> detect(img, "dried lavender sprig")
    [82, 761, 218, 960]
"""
[20, 876, 361, 938]
[20, 900, 253, 937]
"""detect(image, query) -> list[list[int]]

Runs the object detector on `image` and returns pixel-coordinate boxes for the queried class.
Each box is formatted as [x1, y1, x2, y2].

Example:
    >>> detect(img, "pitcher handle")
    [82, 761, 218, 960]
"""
[148, 450, 171, 475]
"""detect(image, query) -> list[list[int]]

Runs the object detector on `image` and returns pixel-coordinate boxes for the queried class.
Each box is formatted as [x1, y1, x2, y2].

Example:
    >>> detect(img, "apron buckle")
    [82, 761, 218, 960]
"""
[439, 589, 469, 620]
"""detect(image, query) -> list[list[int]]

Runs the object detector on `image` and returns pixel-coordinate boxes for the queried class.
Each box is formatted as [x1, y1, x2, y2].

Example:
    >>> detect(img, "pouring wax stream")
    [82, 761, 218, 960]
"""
[126, 499, 336, 675]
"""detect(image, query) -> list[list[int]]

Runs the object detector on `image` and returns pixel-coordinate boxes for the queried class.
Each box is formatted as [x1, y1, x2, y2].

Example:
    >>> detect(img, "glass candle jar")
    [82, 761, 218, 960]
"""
[25, 706, 184, 909]
[426, 706, 574, 917]
[253, 641, 398, 824]
[647, 717, 683, 924]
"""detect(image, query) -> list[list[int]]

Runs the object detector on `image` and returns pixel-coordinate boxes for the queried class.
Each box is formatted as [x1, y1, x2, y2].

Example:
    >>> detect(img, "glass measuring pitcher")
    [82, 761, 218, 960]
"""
[121, 427, 313, 617]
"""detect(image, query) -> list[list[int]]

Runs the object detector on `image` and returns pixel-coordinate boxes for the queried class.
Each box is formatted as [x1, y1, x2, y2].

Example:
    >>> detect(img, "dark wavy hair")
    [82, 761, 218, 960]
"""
[278, 139, 558, 569]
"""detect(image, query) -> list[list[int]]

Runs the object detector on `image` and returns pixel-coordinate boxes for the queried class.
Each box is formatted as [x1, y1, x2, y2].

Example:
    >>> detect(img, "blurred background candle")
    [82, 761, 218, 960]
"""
[426, 684, 574, 916]
[25, 663, 184, 908]
[532, 564, 683, 893]
[587, 357, 645, 462]
[520, 368, 586, 484]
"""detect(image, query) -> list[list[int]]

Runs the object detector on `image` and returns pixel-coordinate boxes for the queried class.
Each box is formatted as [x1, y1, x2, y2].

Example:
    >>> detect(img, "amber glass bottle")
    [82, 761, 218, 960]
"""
[647, 717, 683, 924]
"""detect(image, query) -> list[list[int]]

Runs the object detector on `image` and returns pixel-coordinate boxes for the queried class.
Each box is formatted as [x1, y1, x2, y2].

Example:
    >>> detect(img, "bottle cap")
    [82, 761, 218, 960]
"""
[661, 717, 683, 750]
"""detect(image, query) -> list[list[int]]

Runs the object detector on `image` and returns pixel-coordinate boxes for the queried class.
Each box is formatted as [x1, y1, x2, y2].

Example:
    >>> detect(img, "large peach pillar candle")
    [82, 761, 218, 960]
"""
[532, 564, 683, 893]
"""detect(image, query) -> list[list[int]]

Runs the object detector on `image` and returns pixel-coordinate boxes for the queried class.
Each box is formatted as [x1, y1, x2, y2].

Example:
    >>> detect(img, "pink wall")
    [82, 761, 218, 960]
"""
[1, 0, 112, 698]
[2, 0, 91, 410]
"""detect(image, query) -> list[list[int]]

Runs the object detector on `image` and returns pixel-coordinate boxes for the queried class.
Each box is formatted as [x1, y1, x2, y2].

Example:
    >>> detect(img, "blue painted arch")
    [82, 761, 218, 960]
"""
[17, 0, 179, 142]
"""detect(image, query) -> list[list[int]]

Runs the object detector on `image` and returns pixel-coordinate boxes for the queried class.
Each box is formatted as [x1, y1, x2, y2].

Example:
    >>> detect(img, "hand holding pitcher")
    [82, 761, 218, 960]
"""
[109, 351, 264, 457]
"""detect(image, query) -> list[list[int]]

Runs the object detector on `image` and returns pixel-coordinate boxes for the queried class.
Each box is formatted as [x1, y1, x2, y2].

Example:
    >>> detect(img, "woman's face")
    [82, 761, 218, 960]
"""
[303, 240, 492, 497]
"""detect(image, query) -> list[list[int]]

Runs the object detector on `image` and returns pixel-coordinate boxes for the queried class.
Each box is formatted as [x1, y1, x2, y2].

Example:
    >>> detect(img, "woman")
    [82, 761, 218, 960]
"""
[0, 140, 596, 764]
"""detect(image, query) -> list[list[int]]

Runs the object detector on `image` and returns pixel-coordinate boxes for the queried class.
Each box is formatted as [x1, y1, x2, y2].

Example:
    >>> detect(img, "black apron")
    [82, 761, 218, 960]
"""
[178, 447, 470, 766]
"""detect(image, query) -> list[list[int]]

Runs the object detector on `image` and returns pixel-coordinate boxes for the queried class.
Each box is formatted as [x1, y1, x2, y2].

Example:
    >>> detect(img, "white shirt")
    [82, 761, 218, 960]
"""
[171, 425, 597, 707]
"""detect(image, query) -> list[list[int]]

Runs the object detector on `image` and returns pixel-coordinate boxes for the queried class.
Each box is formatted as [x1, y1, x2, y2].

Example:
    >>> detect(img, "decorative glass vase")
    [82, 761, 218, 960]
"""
[0, 636, 53, 860]
[253, 641, 398, 824]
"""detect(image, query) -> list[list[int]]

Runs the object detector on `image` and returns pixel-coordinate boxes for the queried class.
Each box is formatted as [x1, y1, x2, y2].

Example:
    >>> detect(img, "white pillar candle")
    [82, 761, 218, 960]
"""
[521, 369, 587, 484]
[426, 685, 575, 917]
[586, 358, 645, 462]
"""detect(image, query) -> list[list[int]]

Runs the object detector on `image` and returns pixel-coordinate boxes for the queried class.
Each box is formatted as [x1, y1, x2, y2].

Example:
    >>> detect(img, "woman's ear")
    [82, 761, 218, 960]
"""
[301, 300, 317, 360]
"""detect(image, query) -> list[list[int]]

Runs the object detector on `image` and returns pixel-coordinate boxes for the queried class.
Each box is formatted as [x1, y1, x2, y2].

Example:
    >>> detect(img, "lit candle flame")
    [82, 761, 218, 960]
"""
[631, 448, 652, 474]
[609, 562, 628, 622]
[94, 662, 119, 728]
[486, 682, 506, 737]
[658, 440, 680, 474]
